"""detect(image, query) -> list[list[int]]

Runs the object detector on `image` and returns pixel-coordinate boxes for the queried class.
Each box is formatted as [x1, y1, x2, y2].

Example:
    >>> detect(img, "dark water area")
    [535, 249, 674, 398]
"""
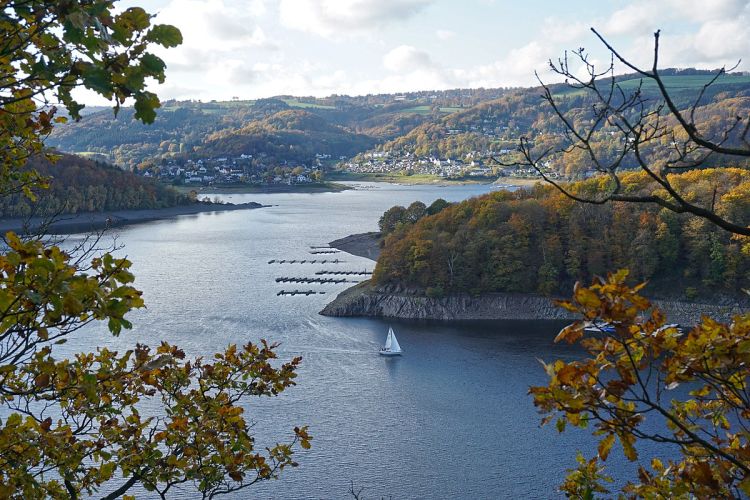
[49, 183, 672, 499]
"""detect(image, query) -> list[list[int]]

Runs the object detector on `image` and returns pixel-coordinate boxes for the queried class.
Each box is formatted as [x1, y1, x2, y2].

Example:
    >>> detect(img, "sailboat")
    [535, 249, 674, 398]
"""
[379, 326, 402, 356]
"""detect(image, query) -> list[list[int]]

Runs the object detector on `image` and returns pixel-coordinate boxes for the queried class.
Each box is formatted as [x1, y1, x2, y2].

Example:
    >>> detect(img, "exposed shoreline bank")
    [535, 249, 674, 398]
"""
[327, 172, 541, 188]
[320, 281, 745, 326]
[326, 233, 747, 325]
[0, 201, 263, 235]
[329, 232, 381, 261]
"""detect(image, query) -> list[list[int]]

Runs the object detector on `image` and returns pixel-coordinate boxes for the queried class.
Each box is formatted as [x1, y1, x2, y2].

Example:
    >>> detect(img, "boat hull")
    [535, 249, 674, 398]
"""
[379, 350, 402, 356]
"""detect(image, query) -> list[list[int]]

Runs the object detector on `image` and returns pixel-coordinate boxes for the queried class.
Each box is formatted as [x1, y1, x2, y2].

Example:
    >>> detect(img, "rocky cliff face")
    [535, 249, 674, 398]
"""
[320, 282, 577, 320]
[320, 281, 745, 325]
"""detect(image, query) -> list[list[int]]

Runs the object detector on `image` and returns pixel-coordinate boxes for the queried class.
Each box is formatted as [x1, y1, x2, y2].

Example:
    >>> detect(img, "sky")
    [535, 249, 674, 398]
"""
[104, 0, 750, 102]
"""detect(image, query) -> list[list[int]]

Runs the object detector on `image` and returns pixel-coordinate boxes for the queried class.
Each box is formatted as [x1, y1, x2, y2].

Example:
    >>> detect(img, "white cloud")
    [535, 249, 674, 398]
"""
[139, 0, 280, 100]
[155, 0, 276, 52]
[603, 4, 657, 36]
[383, 45, 436, 72]
[451, 41, 551, 88]
[90, 0, 750, 103]
[604, 1, 750, 71]
[664, 0, 747, 22]
[279, 0, 434, 37]
[691, 11, 750, 61]
[436, 29, 455, 40]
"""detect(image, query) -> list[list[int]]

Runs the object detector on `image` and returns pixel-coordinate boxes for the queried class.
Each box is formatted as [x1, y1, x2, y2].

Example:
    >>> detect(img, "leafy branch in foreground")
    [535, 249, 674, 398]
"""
[531, 270, 750, 498]
[1, 0, 182, 198]
[0, 228, 311, 498]
[0, 1, 310, 497]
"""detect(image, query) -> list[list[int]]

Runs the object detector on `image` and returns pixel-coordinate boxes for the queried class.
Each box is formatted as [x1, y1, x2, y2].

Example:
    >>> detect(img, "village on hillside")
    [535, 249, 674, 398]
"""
[133, 154, 329, 187]
[341, 150, 563, 180]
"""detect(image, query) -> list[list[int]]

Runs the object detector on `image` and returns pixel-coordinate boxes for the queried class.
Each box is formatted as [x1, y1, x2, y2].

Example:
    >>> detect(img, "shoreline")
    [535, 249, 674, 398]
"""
[327, 172, 541, 188]
[326, 233, 747, 325]
[176, 181, 349, 195]
[329, 232, 381, 261]
[319, 281, 745, 326]
[0, 201, 263, 235]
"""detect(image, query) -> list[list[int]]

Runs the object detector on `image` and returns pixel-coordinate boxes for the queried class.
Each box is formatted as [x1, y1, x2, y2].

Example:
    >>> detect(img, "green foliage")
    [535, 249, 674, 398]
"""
[427, 198, 450, 215]
[560, 453, 612, 499]
[531, 271, 750, 498]
[373, 169, 750, 299]
[202, 109, 376, 164]
[378, 201, 438, 236]
[0, 154, 187, 217]
[378, 205, 407, 235]
[0, 2, 309, 498]
[0, 0, 182, 199]
[404, 201, 427, 223]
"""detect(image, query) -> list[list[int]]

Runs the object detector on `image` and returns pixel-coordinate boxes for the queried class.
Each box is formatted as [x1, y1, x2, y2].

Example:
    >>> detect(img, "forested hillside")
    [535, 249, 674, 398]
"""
[200, 109, 376, 162]
[47, 70, 750, 179]
[0, 154, 187, 218]
[373, 169, 750, 300]
[371, 75, 750, 174]
[47, 90, 504, 169]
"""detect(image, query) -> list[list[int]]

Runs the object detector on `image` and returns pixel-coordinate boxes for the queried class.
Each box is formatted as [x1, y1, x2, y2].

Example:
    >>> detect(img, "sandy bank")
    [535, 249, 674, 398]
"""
[0, 201, 263, 235]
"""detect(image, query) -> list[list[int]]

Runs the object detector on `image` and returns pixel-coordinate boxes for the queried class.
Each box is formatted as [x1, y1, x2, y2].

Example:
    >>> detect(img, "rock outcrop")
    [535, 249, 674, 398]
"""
[328, 232, 381, 261]
[320, 281, 746, 325]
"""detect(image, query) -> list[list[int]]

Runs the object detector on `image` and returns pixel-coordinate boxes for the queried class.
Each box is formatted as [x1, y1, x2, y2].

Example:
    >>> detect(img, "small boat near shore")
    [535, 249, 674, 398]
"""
[379, 327, 402, 356]
[583, 321, 616, 334]
[583, 321, 682, 335]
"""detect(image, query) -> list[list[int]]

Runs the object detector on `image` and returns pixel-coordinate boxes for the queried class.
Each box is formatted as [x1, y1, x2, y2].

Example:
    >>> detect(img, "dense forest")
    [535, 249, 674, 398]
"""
[373, 169, 750, 300]
[200, 109, 376, 162]
[0, 154, 188, 218]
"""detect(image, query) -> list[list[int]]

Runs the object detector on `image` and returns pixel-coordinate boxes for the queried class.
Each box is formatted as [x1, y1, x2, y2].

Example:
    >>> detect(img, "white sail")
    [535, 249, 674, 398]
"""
[380, 326, 402, 355]
[389, 330, 402, 352]
[384, 327, 394, 350]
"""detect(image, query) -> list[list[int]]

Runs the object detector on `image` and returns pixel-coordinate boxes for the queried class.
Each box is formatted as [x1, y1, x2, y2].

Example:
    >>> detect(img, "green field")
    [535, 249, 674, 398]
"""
[402, 105, 463, 115]
[616, 74, 750, 91]
[161, 100, 256, 113]
[554, 73, 750, 98]
[162, 98, 338, 113]
[280, 98, 336, 109]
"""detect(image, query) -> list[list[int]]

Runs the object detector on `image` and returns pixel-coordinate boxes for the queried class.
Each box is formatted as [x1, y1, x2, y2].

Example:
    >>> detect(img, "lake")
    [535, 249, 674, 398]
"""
[60, 182, 661, 499]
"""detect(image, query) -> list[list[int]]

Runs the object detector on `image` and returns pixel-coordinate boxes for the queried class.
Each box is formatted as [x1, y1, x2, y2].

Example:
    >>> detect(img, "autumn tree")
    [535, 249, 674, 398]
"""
[0, 2, 309, 498]
[526, 30, 750, 498]
[426, 198, 450, 215]
[378, 205, 407, 235]
[372, 173, 750, 299]
[404, 201, 427, 224]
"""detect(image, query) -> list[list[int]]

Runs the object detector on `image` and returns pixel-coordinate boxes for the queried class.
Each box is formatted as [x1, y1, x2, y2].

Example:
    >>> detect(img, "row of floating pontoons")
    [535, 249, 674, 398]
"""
[271, 245, 371, 297]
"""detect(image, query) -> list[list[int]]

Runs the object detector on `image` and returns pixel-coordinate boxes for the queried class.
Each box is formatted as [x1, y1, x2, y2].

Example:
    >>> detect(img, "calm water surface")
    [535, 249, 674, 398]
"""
[62, 183, 656, 499]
